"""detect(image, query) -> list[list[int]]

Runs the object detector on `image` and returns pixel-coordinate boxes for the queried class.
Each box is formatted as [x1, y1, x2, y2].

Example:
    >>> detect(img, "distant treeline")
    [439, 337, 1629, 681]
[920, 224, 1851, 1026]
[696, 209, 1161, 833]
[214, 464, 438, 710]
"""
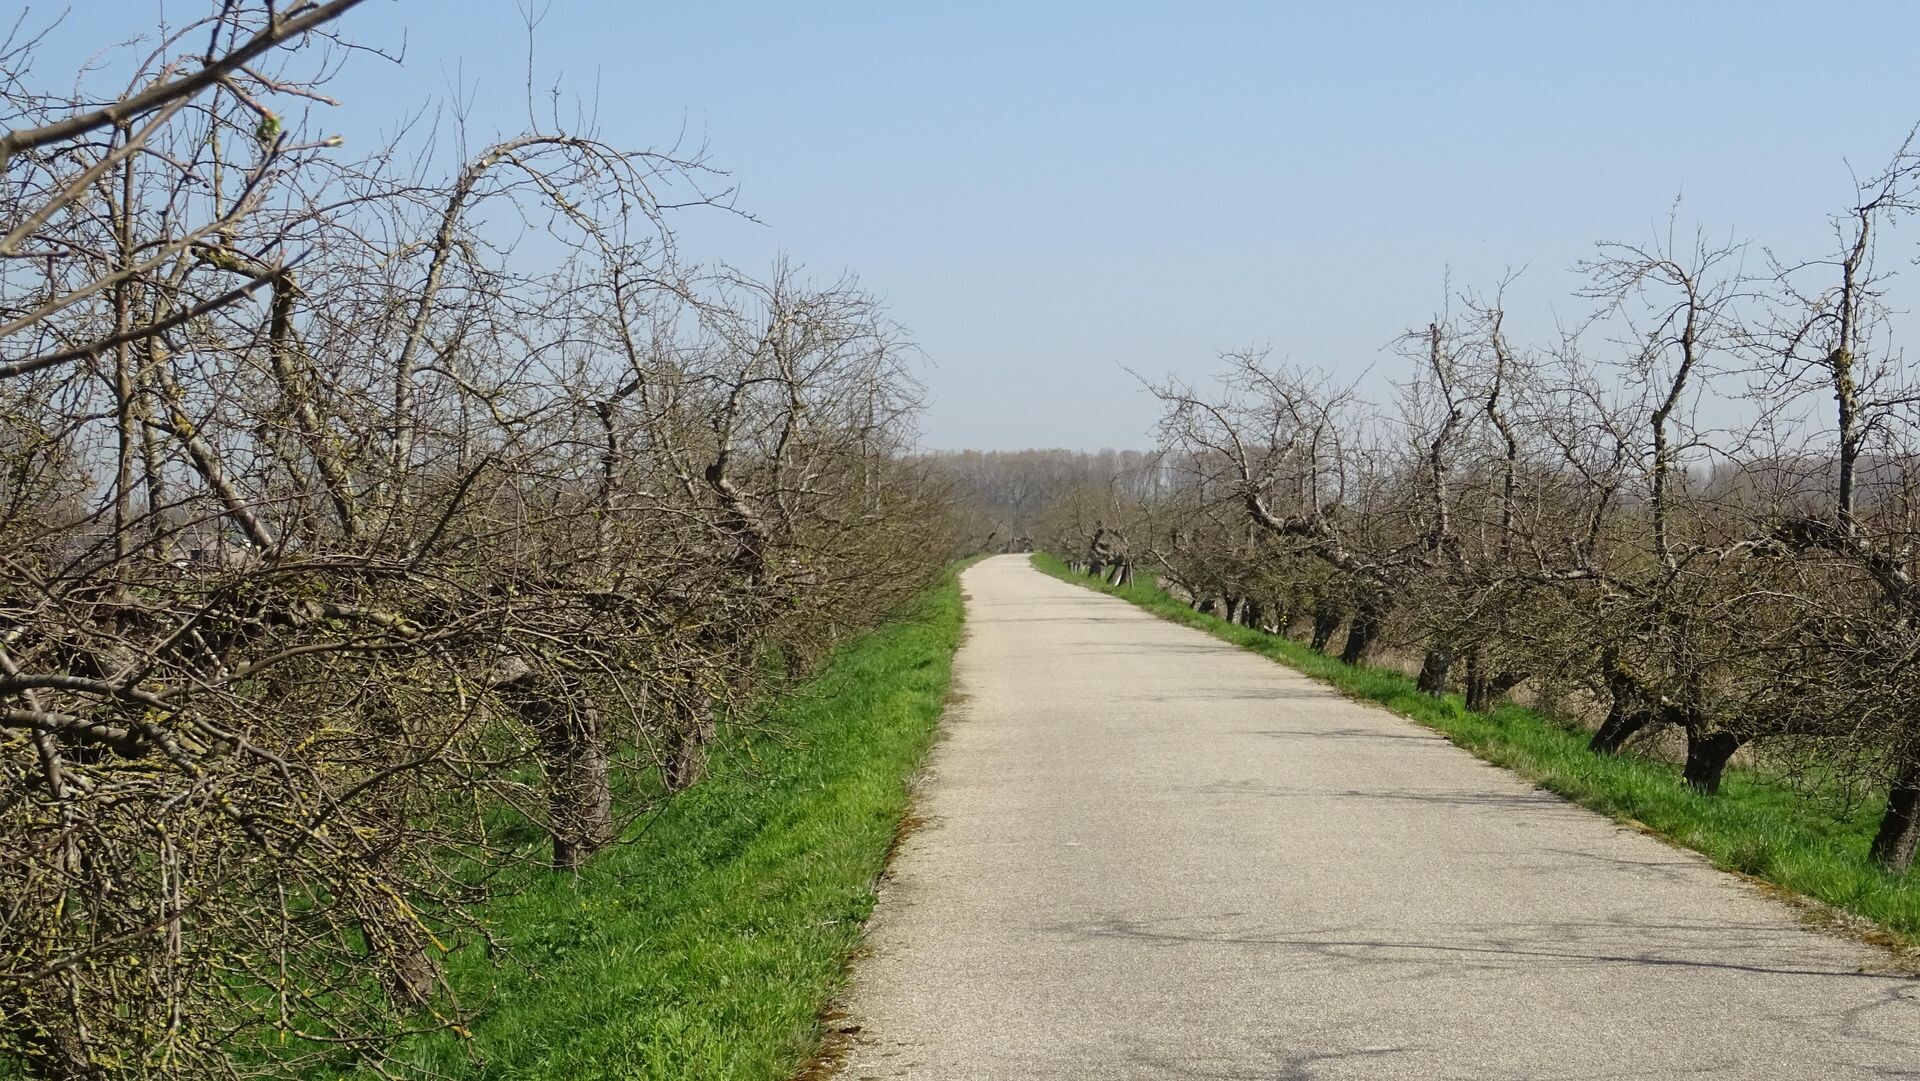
[923, 448, 1164, 550]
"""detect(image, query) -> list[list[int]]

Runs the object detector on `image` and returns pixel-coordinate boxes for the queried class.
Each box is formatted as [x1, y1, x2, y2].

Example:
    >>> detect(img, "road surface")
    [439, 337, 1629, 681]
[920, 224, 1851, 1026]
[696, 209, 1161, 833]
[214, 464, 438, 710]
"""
[830, 554, 1917, 1080]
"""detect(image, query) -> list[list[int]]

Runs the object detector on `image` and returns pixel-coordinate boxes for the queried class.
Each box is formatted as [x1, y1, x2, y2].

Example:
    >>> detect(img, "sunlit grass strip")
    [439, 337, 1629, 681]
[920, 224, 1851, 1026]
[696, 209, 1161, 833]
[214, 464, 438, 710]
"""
[1033, 552, 1920, 949]
[349, 565, 970, 1080]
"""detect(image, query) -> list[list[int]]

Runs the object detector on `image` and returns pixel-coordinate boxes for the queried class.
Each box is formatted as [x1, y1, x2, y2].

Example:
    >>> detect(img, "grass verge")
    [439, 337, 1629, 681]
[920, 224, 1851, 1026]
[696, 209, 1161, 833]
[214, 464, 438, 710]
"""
[1032, 552, 1920, 951]
[358, 565, 970, 1080]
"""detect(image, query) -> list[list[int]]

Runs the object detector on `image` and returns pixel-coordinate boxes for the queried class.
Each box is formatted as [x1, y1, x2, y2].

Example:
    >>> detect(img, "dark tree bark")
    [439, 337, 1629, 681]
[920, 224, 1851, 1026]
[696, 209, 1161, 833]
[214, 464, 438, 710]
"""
[1417, 642, 1453, 696]
[1242, 598, 1264, 630]
[1339, 601, 1381, 665]
[1589, 702, 1654, 755]
[1593, 650, 1650, 754]
[1869, 753, 1920, 873]
[1463, 647, 1489, 712]
[1683, 730, 1743, 796]
[1196, 597, 1218, 616]
[1309, 602, 1342, 653]
[1490, 670, 1528, 698]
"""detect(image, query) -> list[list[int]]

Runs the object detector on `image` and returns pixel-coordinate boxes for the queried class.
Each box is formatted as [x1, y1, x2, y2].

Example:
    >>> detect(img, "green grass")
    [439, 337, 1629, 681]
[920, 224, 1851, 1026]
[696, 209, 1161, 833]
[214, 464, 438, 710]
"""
[1033, 552, 1920, 950]
[353, 565, 970, 1080]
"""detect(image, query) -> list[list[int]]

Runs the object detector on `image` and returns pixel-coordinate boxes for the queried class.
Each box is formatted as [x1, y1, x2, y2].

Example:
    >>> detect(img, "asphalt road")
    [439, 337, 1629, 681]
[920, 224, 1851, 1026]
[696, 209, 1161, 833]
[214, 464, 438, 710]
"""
[829, 555, 1919, 1080]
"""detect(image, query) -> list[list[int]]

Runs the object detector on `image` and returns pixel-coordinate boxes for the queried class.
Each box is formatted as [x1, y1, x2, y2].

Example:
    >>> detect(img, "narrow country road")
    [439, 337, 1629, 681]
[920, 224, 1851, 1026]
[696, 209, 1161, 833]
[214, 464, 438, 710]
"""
[829, 555, 1919, 1080]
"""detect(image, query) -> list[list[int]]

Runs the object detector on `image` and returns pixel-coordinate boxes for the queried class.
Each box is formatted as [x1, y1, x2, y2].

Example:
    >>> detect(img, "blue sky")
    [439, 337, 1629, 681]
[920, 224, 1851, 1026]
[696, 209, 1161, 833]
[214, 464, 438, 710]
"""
[46, 2, 1920, 448]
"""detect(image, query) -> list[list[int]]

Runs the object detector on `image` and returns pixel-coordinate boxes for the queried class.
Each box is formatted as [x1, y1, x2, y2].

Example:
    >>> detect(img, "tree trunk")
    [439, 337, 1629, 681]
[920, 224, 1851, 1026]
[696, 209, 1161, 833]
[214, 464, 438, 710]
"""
[783, 639, 812, 681]
[1223, 596, 1243, 624]
[361, 912, 438, 1007]
[1087, 557, 1105, 580]
[1196, 597, 1217, 616]
[1310, 604, 1342, 653]
[543, 698, 613, 869]
[1869, 753, 1920, 873]
[358, 693, 440, 1004]
[1116, 560, 1133, 586]
[509, 681, 614, 869]
[1463, 647, 1489, 712]
[1242, 597, 1264, 630]
[1589, 700, 1653, 755]
[666, 702, 716, 793]
[1682, 730, 1742, 796]
[1417, 642, 1452, 695]
[1339, 602, 1380, 666]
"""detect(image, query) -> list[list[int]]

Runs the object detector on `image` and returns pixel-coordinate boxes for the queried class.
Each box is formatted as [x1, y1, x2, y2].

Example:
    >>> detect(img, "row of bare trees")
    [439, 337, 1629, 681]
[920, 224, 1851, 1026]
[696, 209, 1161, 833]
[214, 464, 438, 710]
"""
[1051, 140, 1920, 879]
[1, 4, 950, 1077]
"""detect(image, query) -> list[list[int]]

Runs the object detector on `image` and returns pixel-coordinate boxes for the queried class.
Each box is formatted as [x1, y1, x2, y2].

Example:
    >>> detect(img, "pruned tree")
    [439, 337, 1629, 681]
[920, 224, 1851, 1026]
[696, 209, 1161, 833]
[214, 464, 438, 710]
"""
[0, 4, 953, 1075]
